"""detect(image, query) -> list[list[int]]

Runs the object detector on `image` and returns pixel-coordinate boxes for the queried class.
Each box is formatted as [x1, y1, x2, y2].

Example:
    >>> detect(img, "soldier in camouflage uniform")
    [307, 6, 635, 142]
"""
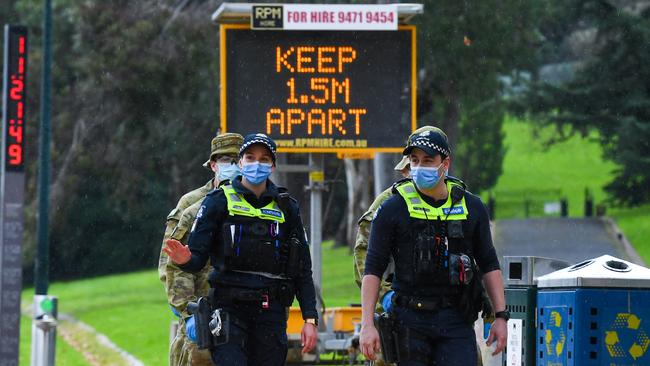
[159, 132, 243, 366]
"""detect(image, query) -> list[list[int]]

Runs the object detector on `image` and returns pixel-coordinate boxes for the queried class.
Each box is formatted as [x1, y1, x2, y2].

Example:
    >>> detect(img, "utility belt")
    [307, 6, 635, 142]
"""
[211, 282, 295, 308]
[392, 293, 459, 312]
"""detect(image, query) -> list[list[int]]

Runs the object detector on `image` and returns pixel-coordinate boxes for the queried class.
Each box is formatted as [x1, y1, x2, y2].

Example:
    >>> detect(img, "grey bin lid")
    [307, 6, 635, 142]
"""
[503, 256, 570, 286]
[537, 255, 650, 289]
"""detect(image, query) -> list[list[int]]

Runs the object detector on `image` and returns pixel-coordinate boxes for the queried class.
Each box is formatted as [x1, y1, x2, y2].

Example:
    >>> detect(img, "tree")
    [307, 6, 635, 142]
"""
[524, 0, 650, 205]
[414, 0, 539, 192]
[11, 0, 222, 281]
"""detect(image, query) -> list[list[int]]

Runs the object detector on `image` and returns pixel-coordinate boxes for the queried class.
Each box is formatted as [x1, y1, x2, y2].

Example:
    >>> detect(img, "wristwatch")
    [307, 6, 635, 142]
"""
[305, 318, 318, 326]
[495, 310, 511, 321]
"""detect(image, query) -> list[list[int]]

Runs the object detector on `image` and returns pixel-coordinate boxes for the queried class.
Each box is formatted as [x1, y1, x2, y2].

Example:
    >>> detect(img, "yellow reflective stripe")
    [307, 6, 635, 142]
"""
[222, 185, 286, 223]
[396, 181, 468, 220]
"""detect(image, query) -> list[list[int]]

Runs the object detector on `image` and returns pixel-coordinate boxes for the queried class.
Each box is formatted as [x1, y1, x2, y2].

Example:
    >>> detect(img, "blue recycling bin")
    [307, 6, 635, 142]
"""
[536, 255, 650, 366]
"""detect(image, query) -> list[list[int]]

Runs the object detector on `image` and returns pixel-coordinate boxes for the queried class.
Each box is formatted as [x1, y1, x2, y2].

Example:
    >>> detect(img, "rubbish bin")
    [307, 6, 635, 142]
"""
[498, 256, 569, 366]
[536, 255, 650, 365]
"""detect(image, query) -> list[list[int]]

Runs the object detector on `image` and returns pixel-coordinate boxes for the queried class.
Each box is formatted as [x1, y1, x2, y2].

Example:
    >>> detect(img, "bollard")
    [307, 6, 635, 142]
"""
[31, 295, 57, 366]
[560, 198, 568, 217]
[584, 188, 593, 217]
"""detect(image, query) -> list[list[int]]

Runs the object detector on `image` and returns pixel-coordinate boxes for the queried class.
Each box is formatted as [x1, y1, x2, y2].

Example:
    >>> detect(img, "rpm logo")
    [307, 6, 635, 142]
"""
[251, 6, 283, 29]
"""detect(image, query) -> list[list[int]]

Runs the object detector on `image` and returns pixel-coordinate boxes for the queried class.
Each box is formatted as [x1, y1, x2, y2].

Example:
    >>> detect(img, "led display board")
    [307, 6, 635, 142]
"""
[220, 25, 415, 153]
[2, 25, 27, 171]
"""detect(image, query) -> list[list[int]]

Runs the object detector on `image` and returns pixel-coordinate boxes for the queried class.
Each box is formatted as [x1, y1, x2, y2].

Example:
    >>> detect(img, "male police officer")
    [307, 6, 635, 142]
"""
[354, 127, 443, 306]
[164, 133, 318, 366]
[359, 128, 508, 365]
[159, 133, 243, 366]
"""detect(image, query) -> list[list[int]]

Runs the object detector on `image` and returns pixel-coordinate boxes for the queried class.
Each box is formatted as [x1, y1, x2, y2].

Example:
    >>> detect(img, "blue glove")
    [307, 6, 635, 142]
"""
[186, 315, 197, 343]
[381, 290, 395, 312]
[170, 306, 180, 318]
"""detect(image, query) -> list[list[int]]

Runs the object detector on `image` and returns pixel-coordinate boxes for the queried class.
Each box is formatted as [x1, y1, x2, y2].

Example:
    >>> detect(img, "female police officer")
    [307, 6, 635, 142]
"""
[164, 133, 318, 366]
[359, 128, 508, 365]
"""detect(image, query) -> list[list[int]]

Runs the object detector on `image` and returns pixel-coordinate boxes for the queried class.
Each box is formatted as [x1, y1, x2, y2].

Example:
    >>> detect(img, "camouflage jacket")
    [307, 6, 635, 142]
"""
[158, 180, 214, 284]
[353, 185, 395, 306]
[165, 199, 212, 318]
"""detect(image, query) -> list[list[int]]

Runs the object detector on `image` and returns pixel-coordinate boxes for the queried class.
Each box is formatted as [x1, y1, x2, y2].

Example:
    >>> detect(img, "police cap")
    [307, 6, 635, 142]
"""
[394, 126, 449, 170]
[402, 126, 450, 158]
[239, 133, 277, 163]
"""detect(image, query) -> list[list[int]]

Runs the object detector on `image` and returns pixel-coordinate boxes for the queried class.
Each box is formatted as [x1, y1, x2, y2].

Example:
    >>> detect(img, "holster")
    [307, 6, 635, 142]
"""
[457, 260, 486, 324]
[187, 297, 216, 349]
[374, 312, 400, 363]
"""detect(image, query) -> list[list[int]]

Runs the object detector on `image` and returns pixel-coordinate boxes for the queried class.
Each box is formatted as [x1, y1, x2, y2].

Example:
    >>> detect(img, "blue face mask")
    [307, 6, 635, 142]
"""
[217, 163, 240, 182]
[411, 165, 443, 189]
[241, 161, 272, 185]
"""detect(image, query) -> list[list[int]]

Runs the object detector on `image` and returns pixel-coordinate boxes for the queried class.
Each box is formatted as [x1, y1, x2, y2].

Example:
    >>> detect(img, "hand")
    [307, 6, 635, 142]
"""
[486, 318, 507, 355]
[185, 315, 197, 343]
[359, 324, 381, 361]
[163, 239, 191, 265]
[301, 322, 318, 354]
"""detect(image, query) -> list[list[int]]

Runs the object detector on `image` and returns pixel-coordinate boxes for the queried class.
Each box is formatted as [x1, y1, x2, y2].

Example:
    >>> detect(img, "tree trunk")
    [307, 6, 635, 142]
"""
[340, 159, 372, 249]
[441, 80, 460, 175]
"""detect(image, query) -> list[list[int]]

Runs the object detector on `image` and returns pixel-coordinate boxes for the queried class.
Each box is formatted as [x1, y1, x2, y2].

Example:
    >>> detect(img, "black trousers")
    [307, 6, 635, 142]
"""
[395, 306, 477, 366]
[210, 296, 288, 366]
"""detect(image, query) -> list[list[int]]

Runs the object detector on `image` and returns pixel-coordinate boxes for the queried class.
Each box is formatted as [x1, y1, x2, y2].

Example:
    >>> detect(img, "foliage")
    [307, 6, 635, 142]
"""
[414, 0, 540, 192]
[5, 0, 222, 282]
[522, 0, 650, 205]
[3, 0, 549, 281]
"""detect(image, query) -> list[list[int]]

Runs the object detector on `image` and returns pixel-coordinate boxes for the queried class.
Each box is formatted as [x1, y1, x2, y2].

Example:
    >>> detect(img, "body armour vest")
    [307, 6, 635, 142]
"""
[394, 180, 473, 296]
[220, 185, 288, 276]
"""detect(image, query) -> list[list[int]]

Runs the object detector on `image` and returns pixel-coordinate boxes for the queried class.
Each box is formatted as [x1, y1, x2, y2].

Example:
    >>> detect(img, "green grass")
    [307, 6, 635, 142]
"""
[321, 241, 361, 307]
[488, 116, 617, 219]
[609, 204, 650, 264]
[19, 315, 89, 366]
[490, 116, 649, 264]
[21, 271, 172, 366]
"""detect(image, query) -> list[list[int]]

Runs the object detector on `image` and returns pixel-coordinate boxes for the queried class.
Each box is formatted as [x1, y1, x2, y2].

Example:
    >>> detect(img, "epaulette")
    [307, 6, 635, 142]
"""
[445, 175, 467, 190]
[216, 179, 230, 188]
[390, 177, 412, 194]
[275, 186, 296, 214]
[205, 188, 221, 197]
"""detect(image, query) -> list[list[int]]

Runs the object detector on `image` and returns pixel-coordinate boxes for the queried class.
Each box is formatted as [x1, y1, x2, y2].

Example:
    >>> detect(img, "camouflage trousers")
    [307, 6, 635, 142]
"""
[170, 319, 213, 366]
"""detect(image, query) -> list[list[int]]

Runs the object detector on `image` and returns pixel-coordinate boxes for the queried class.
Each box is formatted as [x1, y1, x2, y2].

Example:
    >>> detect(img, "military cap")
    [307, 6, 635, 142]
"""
[394, 126, 449, 170]
[239, 133, 277, 163]
[202, 132, 244, 169]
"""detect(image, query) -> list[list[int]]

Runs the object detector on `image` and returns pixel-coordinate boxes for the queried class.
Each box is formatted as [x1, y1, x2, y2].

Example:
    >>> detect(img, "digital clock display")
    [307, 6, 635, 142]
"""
[2, 26, 27, 172]
[221, 25, 415, 153]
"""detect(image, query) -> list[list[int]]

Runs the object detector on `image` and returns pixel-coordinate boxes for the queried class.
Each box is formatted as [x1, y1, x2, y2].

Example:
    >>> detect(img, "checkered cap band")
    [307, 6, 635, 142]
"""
[409, 136, 450, 157]
[239, 134, 277, 161]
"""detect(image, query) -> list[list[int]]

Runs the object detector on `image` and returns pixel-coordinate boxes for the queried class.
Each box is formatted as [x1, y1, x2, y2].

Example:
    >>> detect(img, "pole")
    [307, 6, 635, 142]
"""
[373, 152, 395, 196]
[35, 0, 52, 296]
[31, 1, 57, 364]
[308, 153, 324, 292]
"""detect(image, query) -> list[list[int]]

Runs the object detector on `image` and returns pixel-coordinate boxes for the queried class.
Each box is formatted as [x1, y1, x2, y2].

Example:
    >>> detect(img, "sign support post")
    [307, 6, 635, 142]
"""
[307, 153, 324, 291]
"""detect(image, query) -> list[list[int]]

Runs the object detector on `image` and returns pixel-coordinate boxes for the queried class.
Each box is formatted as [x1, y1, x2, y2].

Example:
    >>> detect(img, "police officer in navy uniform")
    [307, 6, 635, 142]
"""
[359, 128, 508, 365]
[164, 133, 318, 366]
